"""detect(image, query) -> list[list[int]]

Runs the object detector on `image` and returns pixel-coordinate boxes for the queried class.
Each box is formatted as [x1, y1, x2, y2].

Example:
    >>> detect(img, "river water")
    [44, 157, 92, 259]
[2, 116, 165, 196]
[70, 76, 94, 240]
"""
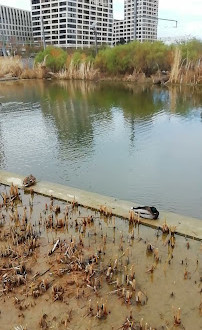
[0, 80, 202, 219]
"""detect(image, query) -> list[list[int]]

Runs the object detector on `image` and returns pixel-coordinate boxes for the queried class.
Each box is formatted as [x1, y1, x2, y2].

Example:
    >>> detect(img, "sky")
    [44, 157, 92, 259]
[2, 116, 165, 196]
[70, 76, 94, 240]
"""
[1, 0, 202, 41]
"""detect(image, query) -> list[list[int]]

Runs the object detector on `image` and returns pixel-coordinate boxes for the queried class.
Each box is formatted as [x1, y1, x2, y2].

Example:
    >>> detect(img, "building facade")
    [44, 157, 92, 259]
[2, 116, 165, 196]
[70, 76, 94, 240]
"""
[135, 0, 158, 42]
[114, 0, 159, 45]
[0, 5, 32, 47]
[113, 19, 124, 45]
[31, 0, 113, 48]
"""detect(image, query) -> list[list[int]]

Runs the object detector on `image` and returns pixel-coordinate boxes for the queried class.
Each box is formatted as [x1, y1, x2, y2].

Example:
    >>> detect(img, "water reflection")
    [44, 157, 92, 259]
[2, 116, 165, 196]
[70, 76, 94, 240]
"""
[0, 126, 5, 168]
[41, 83, 96, 161]
[0, 80, 202, 219]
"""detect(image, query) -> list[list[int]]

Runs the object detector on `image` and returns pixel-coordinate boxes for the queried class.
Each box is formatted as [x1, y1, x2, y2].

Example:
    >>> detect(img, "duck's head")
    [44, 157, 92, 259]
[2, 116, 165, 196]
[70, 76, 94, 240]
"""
[151, 206, 159, 219]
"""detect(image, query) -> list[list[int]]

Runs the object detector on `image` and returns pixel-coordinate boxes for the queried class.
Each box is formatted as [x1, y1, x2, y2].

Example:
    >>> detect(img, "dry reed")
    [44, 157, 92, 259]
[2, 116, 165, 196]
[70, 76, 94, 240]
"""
[0, 56, 23, 77]
[169, 48, 202, 85]
[169, 48, 181, 84]
[20, 63, 46, 79]
[56, 59, 99, 80]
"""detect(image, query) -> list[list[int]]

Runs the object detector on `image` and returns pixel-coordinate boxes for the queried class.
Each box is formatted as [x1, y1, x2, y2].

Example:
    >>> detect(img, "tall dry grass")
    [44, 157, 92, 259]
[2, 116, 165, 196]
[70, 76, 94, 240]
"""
[169, 48, 202, 85]
[20, 55, 49, 79]
[20, 63, 47, 79]
[169, 48, 181, 84]
[0, 56, 23, 77]
[178, 60, 202, 85]
[0, 55, 47, 80]
[56, 59, 98, 80]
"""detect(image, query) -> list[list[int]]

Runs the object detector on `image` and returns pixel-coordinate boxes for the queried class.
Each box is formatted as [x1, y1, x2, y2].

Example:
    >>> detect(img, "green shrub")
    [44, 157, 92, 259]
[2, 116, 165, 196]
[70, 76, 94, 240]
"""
[177, 39, 202, 62]
[132, 41, 171, 76]
[35, 46, 67, 72]
[34, 40, 202, 76]
[71, 52, 82, 67]
[69, 52, 95, 69]
[95, 41, 170, 76]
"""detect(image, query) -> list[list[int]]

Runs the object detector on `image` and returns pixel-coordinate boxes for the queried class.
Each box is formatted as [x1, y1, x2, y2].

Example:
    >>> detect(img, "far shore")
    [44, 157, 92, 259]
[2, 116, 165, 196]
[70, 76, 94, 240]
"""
[0, 39, 202, 85]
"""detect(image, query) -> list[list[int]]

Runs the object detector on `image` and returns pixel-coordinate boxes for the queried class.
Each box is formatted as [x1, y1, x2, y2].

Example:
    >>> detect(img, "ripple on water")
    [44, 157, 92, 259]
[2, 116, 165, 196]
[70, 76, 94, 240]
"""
[0, 81, 202, 219]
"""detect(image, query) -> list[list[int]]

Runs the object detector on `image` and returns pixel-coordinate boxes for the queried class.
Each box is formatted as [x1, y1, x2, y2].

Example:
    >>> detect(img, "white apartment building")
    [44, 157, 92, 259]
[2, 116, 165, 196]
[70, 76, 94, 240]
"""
[114, 0, 159, 45]
[0, 5, 32, 46]
[136, 0, 158, 42]
[31, 0, 113, 48]
[124, 0, 136, 42]
[113, 19, 124, 45]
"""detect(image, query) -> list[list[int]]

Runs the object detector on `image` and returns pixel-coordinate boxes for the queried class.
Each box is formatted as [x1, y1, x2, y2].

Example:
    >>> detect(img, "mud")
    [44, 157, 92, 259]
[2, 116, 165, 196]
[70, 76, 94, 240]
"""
[0, 184, 201, 330]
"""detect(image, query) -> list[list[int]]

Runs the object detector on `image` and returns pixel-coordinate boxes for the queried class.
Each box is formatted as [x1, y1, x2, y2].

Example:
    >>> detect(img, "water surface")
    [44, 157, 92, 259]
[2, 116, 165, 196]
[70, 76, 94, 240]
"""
[0, 80, 202, 218]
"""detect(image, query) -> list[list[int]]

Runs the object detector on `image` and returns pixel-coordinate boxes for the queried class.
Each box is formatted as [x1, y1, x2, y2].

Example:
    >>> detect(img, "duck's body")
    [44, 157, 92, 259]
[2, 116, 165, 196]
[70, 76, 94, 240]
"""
[131, 206, 159, 220]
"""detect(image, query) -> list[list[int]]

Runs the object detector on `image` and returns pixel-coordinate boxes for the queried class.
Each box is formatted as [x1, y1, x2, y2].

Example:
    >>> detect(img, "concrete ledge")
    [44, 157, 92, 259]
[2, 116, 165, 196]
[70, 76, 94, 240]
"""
[0, 77, 19, 82]
[0, 170, 201, 241]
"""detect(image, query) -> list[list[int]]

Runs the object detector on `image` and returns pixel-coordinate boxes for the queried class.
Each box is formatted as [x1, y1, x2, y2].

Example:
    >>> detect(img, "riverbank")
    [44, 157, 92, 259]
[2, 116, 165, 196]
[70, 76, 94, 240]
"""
[0, 170, 201, 240]
[0, 55, 167, 84]
[0, 39, 202, 85]
[0, 172, 201, 329]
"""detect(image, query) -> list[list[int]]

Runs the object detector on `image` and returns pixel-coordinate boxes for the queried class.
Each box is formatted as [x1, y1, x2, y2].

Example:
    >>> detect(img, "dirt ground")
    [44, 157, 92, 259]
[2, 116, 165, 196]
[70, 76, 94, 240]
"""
[0, 184, 201, 330]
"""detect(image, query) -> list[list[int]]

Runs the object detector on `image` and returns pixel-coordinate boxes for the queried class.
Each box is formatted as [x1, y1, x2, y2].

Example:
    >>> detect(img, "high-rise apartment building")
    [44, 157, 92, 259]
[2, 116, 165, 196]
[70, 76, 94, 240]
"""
[114, 0, 159, 45]
[124, 0, 136, 42]
[31, 0, 113, 48]
[135, 0, 158, 42]
[0, 5, 32, 46]
[113, 19, 124, 45]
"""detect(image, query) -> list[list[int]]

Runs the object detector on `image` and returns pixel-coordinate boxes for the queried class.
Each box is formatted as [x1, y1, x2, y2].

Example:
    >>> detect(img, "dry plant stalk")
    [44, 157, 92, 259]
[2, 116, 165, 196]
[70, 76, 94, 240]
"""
[169, 48, 181, 84]
[0, 56, 23, 77]
[20, 63, 46, 79]
[56, 59, 98, 80]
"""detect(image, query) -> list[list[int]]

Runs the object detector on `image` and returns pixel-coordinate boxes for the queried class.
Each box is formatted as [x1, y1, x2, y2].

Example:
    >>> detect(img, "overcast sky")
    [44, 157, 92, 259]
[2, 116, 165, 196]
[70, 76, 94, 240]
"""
[1, 0, 202, 41]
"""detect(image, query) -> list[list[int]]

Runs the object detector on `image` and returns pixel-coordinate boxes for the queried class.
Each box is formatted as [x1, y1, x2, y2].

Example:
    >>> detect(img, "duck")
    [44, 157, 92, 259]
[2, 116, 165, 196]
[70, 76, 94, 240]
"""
[131, 206, 159, 220]
[23, 174, 36, 187]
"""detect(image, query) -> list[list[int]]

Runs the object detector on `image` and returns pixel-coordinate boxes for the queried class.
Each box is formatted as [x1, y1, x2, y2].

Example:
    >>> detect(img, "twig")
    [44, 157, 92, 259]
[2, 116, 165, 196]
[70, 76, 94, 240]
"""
[48, 239, 60, 255]
[106, 288, 122, 295]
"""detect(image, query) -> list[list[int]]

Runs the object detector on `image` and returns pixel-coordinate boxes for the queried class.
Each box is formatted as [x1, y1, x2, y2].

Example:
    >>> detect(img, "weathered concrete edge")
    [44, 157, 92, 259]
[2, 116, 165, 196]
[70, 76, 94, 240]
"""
[0, 77, 19, 82]
[0, 170, 201, 241]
